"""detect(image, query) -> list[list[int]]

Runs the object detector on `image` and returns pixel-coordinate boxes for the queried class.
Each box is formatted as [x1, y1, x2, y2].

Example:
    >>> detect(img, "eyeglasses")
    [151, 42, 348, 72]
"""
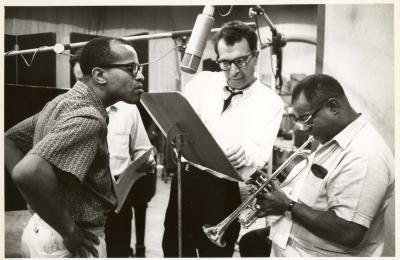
[295, 99, 330, 127]
[217, 51, 257, 71]
[99, 62, 143, 78]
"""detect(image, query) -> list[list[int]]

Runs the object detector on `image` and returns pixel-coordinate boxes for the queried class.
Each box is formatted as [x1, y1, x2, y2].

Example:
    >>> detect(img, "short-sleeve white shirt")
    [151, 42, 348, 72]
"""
[106, 101, 153, 177]
[270, 114, 395, 256]
[183, 71, 284, 179]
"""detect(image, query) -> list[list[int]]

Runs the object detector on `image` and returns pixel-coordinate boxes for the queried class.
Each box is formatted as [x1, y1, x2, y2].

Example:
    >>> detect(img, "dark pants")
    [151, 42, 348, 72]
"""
[105, 174, 155, 257]
[162, 166, 241, 257]
[239, 227, 271, 257]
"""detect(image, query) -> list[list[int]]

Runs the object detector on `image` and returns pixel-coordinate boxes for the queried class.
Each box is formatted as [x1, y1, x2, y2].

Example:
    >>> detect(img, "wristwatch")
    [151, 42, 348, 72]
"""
[285, 201, 297, 218]
[287, 201, 297, 212]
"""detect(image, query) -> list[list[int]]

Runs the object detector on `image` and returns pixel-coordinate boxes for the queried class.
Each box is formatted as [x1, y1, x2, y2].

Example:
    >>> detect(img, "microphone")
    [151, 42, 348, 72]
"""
[180, 6, 215, 74]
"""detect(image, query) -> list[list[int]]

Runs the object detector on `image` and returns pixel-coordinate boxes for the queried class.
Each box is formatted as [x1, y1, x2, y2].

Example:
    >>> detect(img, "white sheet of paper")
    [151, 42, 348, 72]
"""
[114, 148, 154, 213]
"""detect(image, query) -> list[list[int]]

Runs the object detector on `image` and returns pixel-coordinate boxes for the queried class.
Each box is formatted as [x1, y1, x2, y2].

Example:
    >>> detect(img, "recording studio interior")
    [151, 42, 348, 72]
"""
[3, 4, 396, 258]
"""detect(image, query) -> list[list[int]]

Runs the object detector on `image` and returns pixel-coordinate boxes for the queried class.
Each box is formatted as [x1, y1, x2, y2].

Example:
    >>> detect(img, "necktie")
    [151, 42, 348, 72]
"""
[222, 88, 243, 113]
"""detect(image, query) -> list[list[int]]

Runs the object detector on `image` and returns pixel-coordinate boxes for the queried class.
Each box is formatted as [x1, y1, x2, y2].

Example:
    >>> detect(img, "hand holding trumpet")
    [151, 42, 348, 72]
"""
[255, 178, 293, 217]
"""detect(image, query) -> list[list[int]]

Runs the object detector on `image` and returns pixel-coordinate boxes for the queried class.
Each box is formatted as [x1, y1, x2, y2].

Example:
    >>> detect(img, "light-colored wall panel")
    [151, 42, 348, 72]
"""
[322, 4, 395, 256]
[323, 4, 394, 151]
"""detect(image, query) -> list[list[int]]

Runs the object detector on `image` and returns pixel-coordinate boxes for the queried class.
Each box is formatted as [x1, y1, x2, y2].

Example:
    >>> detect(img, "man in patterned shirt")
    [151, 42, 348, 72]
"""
[4, 36, 145, 257]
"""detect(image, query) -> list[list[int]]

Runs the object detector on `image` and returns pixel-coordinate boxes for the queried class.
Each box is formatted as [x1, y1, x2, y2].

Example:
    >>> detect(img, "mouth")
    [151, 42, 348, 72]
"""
[135, 83, 144, 92]
[229, 76, 243, 81]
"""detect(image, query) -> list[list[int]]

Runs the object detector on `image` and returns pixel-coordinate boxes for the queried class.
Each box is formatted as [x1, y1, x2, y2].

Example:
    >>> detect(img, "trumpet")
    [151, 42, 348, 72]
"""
[202, 136, 314, 247]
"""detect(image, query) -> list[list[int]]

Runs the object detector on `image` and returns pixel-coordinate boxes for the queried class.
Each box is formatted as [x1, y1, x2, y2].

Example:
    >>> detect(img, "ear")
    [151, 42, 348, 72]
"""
[253, 51, 260, 64]
[92, 67, 107, 85]
[327, 97, 341, 115]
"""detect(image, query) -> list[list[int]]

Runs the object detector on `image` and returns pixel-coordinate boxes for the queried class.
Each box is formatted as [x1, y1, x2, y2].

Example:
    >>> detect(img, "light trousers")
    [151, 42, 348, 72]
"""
[21, 213, 106, 258]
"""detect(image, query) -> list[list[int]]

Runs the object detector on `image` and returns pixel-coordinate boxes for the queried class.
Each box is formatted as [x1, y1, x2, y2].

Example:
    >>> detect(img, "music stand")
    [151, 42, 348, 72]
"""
[140, 92, 242, 257]
[140, 92, 242, 181]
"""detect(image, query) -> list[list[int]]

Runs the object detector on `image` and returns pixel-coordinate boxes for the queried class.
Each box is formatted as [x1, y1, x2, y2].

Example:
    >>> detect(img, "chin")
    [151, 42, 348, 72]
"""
[229, 82, 245, 90]
[124, 97, 139, 105]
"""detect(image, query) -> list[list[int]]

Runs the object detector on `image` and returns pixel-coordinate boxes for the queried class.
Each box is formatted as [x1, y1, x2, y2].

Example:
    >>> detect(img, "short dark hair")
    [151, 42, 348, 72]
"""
[79, 37, 134, 76]
[292, 74, 346, 106]
[212, 20, 258, 58]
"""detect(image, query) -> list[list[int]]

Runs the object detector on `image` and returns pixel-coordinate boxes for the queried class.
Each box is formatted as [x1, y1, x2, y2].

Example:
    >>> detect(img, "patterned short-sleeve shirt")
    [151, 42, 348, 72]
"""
[5, 81, 117, 226]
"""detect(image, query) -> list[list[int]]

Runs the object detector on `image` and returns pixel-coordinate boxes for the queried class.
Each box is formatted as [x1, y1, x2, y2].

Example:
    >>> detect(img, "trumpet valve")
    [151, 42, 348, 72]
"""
[248, 183, 258, 193]
[238, 205, 257, 229]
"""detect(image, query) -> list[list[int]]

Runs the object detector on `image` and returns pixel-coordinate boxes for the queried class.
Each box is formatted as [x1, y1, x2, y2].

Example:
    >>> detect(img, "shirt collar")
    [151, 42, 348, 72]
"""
[107, 104, 118, 114]
[223, 77, 257, 97]
[72, 81, 108, 120]
[323, 113, 366, 150]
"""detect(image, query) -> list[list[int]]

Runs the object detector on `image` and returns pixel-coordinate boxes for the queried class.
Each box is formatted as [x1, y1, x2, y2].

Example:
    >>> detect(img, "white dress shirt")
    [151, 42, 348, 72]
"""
[269, 114, 395, 256]
[106, 101, 153, 177]
[183, 71, 284, 180]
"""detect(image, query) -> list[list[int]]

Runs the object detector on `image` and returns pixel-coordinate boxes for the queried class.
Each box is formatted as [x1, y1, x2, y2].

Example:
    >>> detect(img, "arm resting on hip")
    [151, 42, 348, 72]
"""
[10, 153, 100, 257]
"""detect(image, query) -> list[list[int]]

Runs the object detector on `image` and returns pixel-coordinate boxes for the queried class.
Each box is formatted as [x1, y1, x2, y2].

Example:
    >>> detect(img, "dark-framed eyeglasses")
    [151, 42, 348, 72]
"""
[217, 51, 257, 71]
[295, 99, 330, 127]
[99, 62, 143, 78]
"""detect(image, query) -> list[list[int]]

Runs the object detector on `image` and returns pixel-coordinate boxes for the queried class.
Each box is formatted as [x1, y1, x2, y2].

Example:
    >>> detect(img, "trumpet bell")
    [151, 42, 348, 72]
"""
[202, 224, 226, 247]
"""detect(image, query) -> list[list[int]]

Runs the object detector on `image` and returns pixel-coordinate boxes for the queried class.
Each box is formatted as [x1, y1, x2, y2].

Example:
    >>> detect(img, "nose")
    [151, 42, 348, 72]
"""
[229, 63, 240, 75]
[134, 70, 145, 82]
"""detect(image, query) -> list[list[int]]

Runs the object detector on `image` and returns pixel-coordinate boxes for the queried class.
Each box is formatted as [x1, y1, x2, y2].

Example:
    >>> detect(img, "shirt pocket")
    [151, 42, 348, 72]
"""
[299, 171, 327, 207]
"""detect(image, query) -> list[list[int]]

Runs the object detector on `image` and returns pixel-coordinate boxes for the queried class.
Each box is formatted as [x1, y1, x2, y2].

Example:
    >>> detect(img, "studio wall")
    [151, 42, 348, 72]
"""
[4, 5, 317, 94]
[321, 4, 395, 256]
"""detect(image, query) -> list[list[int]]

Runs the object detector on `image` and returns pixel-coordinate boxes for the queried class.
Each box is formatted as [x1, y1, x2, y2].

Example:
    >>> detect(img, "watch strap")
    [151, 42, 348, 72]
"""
[287, 201, 297, 212]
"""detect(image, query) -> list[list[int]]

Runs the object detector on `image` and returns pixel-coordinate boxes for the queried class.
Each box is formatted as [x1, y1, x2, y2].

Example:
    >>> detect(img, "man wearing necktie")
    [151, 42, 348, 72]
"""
[162, 20, 284, 257]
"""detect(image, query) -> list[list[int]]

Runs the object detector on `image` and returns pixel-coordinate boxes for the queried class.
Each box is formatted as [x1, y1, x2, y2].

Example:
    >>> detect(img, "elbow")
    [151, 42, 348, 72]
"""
[342, 236, 363, 248]
[338, 227, 366, 248]
[11, 159, 39, 188]
[12, 163, 32, 187]
[340, 236, 363, 248]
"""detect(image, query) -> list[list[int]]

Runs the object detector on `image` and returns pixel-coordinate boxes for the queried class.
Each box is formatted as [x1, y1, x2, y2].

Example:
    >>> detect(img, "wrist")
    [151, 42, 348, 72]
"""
[62, 221, 78, 239]
[286, 200, 297, 212]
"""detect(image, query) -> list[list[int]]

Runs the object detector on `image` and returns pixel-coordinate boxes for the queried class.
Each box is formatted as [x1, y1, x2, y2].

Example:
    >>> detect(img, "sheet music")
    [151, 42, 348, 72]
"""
[114, 148, 154, 213]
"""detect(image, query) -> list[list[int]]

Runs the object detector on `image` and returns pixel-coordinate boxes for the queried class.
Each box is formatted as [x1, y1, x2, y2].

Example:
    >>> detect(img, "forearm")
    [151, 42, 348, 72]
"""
[291, 203, 365, 247]
[12, 154, 77, 238]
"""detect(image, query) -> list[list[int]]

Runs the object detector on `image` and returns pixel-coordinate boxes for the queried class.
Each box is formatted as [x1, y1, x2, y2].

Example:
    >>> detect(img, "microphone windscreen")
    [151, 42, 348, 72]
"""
[180, 7, 214, 74]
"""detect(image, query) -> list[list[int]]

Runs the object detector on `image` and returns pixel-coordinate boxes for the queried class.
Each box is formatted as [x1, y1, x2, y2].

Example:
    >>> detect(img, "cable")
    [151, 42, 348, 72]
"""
[19, 46, 48, 67]
[254, 15, 265, 48]
[140, 46, 179, 66]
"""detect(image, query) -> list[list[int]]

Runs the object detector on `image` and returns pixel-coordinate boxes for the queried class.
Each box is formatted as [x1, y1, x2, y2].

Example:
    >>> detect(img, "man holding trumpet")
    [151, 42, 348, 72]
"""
[240, 74, 394, 257]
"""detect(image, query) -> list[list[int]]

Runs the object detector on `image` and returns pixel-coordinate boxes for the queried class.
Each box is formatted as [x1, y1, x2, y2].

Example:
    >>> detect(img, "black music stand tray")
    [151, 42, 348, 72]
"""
[140, 92, 242, 182]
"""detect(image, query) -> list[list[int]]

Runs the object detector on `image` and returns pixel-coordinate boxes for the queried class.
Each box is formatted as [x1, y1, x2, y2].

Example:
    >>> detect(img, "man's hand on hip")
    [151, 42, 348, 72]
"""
[63, 224, 100, 257]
